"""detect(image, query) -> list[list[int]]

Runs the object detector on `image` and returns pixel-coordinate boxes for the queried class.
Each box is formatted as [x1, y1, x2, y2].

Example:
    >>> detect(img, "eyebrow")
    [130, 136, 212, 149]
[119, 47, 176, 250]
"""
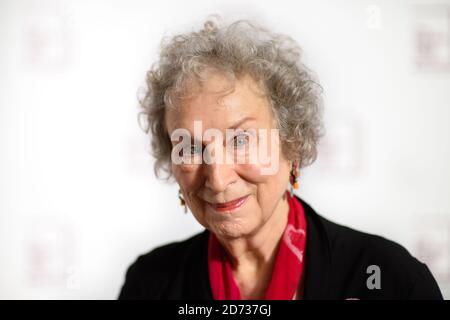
[228, 116, 256, 129]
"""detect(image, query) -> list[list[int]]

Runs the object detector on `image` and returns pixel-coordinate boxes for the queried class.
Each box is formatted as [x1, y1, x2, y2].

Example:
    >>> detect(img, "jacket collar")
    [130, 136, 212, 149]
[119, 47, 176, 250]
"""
[297, 196, 332, 300]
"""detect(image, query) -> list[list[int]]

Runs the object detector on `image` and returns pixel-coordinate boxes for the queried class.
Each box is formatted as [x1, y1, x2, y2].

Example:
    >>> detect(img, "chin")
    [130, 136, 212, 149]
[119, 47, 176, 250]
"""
[211, 218, 259, 240]
[213, 221, 249, 239]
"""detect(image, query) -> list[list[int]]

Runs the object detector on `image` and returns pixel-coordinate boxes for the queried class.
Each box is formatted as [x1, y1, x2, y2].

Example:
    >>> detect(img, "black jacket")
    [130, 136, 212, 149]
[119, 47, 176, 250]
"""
[118, 196, 443, 300]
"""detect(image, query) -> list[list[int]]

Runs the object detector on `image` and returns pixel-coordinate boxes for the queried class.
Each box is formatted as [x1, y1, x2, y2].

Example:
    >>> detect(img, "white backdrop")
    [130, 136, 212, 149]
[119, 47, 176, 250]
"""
[0, 0, 449, 299]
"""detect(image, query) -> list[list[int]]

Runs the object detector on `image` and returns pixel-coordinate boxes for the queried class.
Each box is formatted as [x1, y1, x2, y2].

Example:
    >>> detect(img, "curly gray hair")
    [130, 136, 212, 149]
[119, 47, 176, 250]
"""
[139, 17, 324, 179]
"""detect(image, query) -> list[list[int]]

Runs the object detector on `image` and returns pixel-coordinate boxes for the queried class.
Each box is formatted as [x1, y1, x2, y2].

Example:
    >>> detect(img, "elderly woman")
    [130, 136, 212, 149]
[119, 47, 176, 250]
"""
[119, 19, 442, 300]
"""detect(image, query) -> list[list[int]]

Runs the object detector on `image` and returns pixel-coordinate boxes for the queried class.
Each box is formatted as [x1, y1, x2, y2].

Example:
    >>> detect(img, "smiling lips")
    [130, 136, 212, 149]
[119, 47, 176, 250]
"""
[206, 195, 249, 213]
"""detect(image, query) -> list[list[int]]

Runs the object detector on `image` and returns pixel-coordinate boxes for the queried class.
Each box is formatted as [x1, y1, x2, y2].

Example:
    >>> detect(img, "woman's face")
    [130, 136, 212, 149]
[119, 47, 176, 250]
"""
[166, 73, 291, 239]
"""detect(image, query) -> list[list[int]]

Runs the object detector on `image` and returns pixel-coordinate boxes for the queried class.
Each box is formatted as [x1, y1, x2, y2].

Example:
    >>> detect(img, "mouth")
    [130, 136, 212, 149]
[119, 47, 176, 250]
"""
[205, 195, 250, 213]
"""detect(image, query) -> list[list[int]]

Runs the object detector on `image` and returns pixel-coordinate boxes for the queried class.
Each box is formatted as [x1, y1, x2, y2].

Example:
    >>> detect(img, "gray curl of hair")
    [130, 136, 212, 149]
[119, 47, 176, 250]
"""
[139, 17, 324, 179]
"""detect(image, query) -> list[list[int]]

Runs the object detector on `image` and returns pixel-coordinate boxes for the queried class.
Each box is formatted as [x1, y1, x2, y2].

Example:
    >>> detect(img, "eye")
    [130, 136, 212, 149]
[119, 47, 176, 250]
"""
[233, 133, 249, 148]
[179, 143, 202, 156]
[188, 144, 202, 155]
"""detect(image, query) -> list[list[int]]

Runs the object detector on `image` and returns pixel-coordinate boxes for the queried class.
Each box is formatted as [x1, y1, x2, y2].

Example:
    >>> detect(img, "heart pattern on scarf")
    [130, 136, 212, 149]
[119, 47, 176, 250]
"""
[283, 224, 306, 263]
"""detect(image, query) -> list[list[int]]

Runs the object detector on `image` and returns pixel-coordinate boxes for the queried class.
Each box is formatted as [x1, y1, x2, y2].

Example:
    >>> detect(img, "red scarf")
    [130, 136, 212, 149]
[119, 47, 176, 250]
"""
[208, 192, 307, 300]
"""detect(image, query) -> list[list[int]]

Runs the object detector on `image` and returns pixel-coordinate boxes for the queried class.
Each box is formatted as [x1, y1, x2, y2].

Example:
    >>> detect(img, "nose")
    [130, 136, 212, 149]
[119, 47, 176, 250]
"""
[203, 162, 236, 193]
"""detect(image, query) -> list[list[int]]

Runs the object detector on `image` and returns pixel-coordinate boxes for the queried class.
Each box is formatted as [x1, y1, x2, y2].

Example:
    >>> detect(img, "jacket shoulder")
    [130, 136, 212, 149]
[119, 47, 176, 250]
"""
[318, 215, 443, 299]
[321, 215, 415, 266]
[118, 230, 207, 299]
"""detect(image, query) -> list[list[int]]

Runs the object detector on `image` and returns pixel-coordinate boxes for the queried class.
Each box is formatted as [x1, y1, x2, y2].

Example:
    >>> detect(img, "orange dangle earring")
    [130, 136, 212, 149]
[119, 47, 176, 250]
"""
[289, 161, 300, 197]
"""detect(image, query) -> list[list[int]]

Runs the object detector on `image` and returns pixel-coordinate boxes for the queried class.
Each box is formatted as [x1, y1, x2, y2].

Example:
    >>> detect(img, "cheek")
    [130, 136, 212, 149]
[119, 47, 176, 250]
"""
[236, 158, 290, 196]
[236, 145, 286, 184]
[236, 163, 271, 184]
[173, 165, 209, 224]
[172, 164, 202, 191]
[238, 131, 282, 178]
